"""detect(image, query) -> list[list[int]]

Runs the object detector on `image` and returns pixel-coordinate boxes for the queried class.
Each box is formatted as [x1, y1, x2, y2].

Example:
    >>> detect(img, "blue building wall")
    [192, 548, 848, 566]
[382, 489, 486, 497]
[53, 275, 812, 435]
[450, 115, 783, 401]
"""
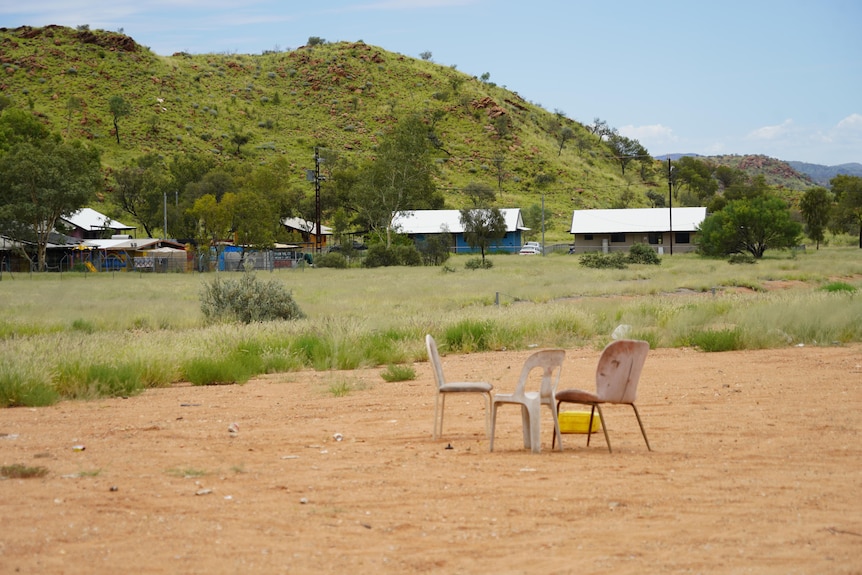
[413, 231, 523, 253]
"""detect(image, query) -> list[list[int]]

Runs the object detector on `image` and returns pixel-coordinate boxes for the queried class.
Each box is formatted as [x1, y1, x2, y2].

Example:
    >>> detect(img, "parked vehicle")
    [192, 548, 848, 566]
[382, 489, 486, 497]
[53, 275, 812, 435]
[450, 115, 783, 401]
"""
[518, 245, 541, 255]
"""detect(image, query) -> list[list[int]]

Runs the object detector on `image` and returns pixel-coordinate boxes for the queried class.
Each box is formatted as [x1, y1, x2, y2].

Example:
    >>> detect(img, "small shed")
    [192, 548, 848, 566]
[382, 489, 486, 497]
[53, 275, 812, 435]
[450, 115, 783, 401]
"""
[281, 217, 332, 252]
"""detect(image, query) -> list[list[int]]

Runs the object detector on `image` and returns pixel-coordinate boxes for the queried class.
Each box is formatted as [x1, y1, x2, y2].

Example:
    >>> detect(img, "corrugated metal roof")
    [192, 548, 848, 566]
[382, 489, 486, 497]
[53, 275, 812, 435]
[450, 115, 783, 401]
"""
[62, 208, 133, 231]
[281, 217, 332, 235]
[569, 207, 707, 234]
[392, 209, 526, 234]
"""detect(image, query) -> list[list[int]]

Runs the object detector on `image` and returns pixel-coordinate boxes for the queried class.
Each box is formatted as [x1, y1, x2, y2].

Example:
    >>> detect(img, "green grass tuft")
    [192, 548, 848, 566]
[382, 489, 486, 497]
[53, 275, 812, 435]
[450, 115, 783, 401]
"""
[380, 364, 416, 382]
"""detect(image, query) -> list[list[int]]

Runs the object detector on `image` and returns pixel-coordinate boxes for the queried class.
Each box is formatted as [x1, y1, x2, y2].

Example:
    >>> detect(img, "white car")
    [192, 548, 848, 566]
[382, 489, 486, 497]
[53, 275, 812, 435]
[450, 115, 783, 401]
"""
[518, 246, 541, 255]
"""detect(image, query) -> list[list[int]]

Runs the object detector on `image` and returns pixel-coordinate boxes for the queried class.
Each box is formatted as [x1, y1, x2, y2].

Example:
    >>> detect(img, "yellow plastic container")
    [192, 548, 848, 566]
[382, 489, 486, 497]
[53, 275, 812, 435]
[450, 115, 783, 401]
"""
[558, 410, 601, 434]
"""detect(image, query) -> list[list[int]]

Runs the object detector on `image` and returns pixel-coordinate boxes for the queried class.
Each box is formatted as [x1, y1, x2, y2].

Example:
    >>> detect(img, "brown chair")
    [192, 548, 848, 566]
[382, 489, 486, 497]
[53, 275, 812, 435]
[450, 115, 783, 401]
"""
[553, 340, 651, 453]
[426, 334, 493, 440]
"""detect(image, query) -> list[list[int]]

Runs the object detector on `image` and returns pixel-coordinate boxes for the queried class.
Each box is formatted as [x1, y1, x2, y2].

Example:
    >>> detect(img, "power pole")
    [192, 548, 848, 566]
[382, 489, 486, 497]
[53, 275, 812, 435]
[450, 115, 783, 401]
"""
[668, 158, 673, 256]
[315, 147, 322, 254]
[307, 148, 325, 254]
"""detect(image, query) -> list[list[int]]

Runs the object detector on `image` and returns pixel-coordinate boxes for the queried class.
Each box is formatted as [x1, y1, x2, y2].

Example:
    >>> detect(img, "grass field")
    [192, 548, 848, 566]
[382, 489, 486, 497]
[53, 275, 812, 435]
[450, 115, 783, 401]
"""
[1, 248, 860, 406]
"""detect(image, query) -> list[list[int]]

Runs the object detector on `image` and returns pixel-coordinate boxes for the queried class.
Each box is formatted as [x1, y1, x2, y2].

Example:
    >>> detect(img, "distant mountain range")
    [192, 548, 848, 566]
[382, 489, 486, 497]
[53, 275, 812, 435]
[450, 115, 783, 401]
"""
[785, 161, 862, 186]
[657, 154, 862, 188]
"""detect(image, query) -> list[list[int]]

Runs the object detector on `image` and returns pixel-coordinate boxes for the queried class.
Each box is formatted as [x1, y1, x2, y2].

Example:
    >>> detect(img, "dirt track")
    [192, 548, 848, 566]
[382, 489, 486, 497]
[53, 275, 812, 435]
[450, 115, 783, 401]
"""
[2, 344, 861, 574]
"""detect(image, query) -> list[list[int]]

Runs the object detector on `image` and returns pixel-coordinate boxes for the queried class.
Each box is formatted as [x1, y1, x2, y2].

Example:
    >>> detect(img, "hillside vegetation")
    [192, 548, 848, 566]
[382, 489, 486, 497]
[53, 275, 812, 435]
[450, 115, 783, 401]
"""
[0, 25, 673, 239]
[0, 25, 817, 241]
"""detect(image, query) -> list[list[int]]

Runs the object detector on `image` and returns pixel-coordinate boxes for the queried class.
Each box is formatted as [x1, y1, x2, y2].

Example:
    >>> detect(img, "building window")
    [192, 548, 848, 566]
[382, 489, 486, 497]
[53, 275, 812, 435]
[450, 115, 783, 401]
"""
[648, 233, 662, 245]
[675, 232, 691, 244]
[584, 234, 593, 240]
[610, 233, 626, 243]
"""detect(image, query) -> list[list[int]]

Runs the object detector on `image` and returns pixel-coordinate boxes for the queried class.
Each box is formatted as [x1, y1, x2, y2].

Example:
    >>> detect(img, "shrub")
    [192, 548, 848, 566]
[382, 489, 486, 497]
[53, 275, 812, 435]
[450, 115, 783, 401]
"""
[363, 244, 422, 267]
[315, 252, 348, 268]
[628, 243, 661, 265]
[728, 253, 756, 265]
[465, 257, 493, 270]
[579, 251, 628, 269]
[200, 270, 305, 323]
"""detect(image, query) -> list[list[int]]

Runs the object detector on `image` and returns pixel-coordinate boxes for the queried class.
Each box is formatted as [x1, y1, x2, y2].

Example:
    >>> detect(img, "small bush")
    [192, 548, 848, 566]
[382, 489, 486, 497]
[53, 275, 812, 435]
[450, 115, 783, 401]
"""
[465, 257, 493, 270]
[728, 253, 756, 265]
[380, 364, 416, 382]
[820, 282, 856, 293]
[688, 328, 744, 352]
[200, 270, 305, 323]
[315, 252, 348, 268]
[628, 243, 661, 265]
[579, 251, 628, 269]
[71, 318, 96, 334]
[363, 244, 422, 267]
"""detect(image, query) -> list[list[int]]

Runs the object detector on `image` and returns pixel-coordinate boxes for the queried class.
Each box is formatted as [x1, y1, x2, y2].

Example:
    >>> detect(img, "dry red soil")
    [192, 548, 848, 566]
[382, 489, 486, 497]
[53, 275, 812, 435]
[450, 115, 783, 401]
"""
[2, 344, 861, 574]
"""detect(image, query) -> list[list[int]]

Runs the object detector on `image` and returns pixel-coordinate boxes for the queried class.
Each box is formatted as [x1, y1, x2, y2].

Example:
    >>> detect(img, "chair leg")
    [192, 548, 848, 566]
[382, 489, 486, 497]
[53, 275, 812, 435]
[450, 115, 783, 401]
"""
[483, 392, 492, 438]
[433, 392, 441, 439]
[631, 403, 652, 451]
[520, 405, 532, 450]
[489, 401, 498, 452]
[594, 404, 612, 453]
[528, 404, 541, 453]
[548, 402, 562, 451]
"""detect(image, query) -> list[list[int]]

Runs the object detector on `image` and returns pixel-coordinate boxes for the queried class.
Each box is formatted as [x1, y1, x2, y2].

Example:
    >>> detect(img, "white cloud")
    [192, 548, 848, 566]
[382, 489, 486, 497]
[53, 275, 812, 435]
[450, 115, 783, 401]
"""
[746, 119, 794, 141]
[836, 113, 862, 131]
[618, 124, 676, 144]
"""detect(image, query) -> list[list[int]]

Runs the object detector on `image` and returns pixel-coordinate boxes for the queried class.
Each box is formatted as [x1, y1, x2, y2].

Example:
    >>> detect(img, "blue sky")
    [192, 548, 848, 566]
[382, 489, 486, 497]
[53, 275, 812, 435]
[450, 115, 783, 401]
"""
[3, 0, 861, 165]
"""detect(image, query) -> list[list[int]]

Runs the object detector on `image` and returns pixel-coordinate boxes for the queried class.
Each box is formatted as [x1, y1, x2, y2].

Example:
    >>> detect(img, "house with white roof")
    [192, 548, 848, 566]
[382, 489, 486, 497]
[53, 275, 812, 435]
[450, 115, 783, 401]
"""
[392, 209, 528, 253]
[569, 207, 707, 254]
[60, 207, 136, 240]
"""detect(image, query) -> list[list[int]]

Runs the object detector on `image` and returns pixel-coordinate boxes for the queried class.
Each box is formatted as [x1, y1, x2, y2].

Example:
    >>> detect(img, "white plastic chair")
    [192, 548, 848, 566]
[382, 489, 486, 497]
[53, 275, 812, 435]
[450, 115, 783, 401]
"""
[489, 349, 566, 453]
[553, 339, 651, 453]
[426, 334, 494, 440]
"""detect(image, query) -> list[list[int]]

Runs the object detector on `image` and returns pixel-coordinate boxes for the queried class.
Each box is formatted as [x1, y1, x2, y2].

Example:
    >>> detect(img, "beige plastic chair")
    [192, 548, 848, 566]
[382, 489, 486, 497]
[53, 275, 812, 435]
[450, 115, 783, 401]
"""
[489, 349, 566, 453]
[553, 339, 651, 453]
[426, 334, 494, 440]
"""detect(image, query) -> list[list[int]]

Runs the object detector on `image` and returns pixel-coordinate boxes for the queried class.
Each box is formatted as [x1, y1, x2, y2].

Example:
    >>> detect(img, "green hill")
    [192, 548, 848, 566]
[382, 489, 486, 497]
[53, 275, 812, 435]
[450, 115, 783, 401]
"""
[6, 25, 812, 242]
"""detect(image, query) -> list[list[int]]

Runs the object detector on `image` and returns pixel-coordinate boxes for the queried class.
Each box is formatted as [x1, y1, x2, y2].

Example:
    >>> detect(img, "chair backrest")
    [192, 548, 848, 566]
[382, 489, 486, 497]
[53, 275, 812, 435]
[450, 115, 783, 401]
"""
[594, 339, 649, 404]
[425, 334, 446, 390]
[511, 349, 566, 401]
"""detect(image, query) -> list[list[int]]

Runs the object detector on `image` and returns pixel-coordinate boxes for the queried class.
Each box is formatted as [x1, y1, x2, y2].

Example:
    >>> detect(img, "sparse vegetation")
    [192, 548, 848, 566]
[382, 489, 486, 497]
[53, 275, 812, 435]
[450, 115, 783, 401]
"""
[1, 464, 49, 479]
[381, 364, 416, 382]
[0, 244, 860, 408]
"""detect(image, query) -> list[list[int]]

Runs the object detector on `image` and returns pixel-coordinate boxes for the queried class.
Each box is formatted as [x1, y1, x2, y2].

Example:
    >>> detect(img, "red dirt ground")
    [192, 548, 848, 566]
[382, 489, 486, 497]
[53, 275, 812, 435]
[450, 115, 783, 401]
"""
[2, 344, 861, 574]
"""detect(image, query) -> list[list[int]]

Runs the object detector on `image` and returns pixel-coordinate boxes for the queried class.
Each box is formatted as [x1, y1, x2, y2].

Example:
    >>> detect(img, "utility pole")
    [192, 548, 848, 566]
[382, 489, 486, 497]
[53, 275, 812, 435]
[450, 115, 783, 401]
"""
[667, 158, 673, 256]
[163, 191, 168, 240]
[315, 147, 321, 254]
[307, 148, 325, 254]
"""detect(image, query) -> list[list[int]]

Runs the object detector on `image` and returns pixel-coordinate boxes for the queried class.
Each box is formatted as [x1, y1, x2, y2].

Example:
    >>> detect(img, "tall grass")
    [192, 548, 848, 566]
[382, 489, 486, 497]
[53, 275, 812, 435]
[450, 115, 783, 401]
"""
[0, 248, 859, 406]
